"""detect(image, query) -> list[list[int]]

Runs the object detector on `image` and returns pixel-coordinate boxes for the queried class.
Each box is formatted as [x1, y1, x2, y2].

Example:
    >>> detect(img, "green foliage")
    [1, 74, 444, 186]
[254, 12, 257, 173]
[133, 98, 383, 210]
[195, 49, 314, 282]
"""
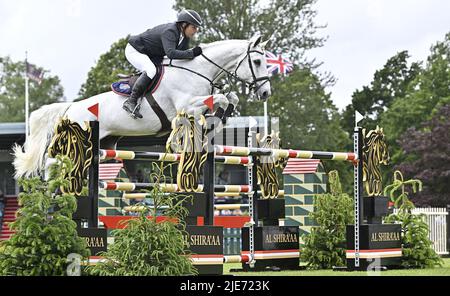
[339, 52, 421, 190]
[380, 32, 450, 170]
[340, 33, 450, 196]
[0, 155, 90, 276]
[301, 171, 354, 269]
[86, 162, 197, 276]
[78, 37, 134, 100]
[341, 51, 421, 137]
[384, 171, 443, 269]
[0, 56, 64, 122]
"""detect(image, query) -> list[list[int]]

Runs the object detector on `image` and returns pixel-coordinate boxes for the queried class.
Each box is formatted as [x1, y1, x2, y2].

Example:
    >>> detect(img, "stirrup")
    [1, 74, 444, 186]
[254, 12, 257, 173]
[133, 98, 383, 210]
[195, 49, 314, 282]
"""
[123, 101, 142, 119]
[130, 103, 142, 119]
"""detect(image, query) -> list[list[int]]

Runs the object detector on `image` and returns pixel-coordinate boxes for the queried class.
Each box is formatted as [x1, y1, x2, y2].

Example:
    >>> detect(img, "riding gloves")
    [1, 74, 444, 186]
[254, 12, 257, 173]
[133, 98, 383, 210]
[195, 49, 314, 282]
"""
[193, 46, 202, 57]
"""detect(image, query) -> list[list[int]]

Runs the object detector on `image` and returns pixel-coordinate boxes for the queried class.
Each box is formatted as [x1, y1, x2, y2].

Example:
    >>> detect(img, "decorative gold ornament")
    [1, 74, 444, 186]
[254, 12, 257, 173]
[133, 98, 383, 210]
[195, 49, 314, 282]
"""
[362, 126, 389, 196]
[47, 118, 93, 196]
[166, 112, 208, 192]
[256, 131, 285, 199]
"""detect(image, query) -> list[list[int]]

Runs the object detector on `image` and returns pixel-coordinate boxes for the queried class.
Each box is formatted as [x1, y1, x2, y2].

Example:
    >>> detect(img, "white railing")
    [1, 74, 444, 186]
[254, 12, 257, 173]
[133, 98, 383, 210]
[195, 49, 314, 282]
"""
[394, 207, 448, 255]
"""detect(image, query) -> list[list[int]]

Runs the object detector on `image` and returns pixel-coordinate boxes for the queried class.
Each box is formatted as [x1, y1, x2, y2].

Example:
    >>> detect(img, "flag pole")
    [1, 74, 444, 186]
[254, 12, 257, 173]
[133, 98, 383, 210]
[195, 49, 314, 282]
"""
[25, 51, 29, 139]
[263, 101, 268, 137]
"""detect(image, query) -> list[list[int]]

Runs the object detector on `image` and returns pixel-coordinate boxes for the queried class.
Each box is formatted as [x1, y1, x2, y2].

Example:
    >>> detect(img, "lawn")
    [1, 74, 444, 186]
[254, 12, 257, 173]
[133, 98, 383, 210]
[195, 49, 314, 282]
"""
[223, 258, 450, 276]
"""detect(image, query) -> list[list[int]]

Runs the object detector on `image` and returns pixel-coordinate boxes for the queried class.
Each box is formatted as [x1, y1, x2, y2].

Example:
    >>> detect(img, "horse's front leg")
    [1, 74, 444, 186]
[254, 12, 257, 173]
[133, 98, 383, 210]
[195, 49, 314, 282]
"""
[184, 94, 229, 118]
[223, 92, 239, 122]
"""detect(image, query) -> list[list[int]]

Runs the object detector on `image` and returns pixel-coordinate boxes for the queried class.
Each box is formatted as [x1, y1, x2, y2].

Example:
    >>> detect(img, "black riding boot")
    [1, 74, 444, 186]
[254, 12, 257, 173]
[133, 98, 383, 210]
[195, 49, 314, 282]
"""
[122, 72, 152, 119]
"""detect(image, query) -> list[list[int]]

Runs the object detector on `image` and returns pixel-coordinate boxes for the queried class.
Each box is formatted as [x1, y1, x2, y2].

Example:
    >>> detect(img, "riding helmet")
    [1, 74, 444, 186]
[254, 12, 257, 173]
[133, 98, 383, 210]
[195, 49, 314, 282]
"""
[177, 9, 203, 27]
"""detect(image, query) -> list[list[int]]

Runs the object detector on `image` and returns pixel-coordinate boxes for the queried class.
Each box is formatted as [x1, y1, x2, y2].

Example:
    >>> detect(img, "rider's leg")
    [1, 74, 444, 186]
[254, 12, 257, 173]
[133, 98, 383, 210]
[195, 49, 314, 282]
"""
[123, 72, 152, 118]
[123, 43, 156, 119]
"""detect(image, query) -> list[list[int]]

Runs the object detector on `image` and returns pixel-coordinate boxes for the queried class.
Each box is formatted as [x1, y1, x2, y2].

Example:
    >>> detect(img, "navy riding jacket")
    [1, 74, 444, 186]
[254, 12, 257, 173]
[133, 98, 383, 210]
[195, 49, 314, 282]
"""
[128, 22, 194, 64]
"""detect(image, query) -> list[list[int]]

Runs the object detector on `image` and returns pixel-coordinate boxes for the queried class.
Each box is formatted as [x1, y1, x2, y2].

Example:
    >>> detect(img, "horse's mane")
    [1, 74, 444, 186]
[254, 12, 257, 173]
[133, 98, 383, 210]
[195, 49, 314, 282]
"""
[163, 39, 250, 65]
[199, 39, 249, 49]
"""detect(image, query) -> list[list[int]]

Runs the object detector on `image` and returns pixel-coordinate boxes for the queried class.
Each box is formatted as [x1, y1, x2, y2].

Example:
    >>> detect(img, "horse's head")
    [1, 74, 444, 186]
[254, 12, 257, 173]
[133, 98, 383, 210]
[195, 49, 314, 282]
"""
[234, 34, 272, 101]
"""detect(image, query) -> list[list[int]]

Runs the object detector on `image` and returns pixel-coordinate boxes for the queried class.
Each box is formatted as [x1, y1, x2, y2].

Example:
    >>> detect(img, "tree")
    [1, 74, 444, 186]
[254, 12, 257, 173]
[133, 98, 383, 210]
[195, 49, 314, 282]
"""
[78, 37, 134, 100]
[86, 163, 196, 276]
[301, 171, 354, 269]
[380, 32, 450, 167]
[341, 33, 450, 191]
[394, 104, 450, 206]
[0, 156, 90, 276]
[341, 51, 421, 137]
[0, 56, 64, 122]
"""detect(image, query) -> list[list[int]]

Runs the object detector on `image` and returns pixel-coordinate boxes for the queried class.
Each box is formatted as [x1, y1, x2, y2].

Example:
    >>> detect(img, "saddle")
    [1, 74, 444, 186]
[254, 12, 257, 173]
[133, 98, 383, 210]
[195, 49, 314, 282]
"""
[111, 65, 171, 135]
[111, 64, 164, 96]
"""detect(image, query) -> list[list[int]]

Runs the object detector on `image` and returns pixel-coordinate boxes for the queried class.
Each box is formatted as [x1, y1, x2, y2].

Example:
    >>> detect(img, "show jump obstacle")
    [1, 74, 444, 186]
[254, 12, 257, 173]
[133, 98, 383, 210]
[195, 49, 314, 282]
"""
[46, 112, 400, 274]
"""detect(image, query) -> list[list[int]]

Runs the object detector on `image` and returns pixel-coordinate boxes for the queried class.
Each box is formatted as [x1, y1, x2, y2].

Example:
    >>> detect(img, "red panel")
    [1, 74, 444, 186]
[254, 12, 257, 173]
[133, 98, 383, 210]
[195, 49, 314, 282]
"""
[213, 216, 250, 228]
[100, 216, 251, 229]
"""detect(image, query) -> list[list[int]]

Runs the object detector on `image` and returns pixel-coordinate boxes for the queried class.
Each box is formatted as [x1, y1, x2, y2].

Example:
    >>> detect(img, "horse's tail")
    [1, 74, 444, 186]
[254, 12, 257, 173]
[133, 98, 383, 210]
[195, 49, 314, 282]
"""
[13, 102, 72, 178]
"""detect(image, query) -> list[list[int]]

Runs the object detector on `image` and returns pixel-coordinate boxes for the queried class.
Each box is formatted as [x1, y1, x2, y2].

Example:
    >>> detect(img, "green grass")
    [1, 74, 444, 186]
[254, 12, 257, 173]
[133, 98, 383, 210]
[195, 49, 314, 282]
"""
[223, 258, 450, 276]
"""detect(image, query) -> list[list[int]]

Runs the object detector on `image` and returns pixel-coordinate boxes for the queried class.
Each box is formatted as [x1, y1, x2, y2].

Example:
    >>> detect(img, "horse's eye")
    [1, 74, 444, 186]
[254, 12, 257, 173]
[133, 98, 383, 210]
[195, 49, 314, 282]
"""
[254, 59, 261, 66]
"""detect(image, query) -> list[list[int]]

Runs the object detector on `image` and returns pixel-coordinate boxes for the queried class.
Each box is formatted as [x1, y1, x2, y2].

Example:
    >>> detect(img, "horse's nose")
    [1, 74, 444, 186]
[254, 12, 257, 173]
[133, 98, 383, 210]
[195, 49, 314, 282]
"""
[261, 90, 270, 101]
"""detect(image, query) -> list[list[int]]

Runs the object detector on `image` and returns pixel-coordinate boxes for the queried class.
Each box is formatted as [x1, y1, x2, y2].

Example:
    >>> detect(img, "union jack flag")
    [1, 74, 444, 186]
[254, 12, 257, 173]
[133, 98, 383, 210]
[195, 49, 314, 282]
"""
[265, 51, 294, 76]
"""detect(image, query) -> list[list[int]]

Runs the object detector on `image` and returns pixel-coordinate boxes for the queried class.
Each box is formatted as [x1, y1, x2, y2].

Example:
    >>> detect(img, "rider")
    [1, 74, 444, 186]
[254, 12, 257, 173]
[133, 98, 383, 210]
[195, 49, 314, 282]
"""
[123, 9, 204, 119]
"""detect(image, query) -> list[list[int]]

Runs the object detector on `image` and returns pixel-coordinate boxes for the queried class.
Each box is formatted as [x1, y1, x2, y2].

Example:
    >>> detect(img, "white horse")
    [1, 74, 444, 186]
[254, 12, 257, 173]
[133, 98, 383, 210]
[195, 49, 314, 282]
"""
[13, 34, 272, 178]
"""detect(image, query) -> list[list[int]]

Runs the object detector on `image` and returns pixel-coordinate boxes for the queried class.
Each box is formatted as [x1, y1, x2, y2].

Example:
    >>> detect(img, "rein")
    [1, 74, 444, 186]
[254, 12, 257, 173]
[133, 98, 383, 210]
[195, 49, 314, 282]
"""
[162, 43, 270, 96]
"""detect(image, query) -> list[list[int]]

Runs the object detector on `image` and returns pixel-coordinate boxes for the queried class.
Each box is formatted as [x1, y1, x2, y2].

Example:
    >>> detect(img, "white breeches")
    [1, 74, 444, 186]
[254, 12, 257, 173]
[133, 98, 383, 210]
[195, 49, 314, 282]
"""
[125, 43, 156, 79]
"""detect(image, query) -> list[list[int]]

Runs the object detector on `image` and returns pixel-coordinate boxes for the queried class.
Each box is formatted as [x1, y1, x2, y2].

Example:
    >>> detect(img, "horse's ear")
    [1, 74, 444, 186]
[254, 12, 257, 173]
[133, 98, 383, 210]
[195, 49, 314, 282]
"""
[260, 40, 269, 49]
[250, 33, 262, 47]
[259, 33, 273, 49]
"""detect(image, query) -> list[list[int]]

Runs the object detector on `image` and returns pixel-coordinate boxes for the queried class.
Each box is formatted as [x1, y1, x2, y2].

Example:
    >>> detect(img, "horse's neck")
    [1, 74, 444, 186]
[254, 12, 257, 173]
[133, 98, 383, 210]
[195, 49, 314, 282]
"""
[203, 40, 248, 71]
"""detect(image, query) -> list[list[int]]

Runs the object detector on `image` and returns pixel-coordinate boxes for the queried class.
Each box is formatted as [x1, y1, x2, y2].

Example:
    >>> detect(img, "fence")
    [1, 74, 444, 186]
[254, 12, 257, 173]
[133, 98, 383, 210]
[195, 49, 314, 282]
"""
[394, 207, 448, 255]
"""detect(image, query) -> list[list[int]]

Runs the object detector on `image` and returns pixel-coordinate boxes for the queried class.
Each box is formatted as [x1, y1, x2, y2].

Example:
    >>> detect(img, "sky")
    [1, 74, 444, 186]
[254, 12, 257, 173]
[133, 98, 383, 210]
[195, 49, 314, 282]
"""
[1, 0, 449, 110]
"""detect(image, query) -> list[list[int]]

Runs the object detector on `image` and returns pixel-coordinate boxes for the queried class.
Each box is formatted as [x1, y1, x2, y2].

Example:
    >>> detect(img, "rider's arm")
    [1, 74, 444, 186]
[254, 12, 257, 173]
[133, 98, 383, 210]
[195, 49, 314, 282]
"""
[161, 28, 194, 60]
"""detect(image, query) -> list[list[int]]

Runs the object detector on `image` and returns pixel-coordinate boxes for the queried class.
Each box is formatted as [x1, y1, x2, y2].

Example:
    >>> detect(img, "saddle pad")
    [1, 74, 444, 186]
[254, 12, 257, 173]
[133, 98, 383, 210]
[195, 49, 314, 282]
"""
[111, 65, 164, 97]
[111, 81, 132, 95]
